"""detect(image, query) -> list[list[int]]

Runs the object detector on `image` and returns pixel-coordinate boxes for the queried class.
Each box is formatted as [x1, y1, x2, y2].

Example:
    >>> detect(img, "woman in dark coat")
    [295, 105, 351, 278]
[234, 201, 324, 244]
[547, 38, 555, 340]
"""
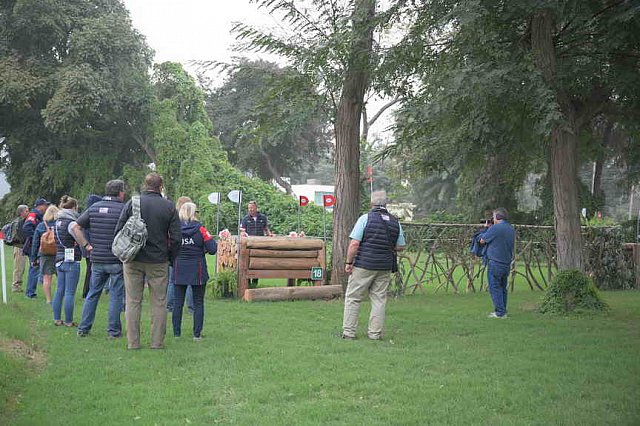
[172, 202, 217, 340]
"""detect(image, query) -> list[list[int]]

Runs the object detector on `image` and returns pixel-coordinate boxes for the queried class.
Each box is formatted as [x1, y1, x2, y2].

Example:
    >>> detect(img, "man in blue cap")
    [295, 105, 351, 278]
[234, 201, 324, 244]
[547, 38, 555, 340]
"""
[23, 198, 50, 298]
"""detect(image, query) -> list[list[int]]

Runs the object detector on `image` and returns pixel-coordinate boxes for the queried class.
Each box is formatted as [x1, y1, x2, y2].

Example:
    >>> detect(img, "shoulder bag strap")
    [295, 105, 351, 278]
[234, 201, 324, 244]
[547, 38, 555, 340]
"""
[132, 196, 141, 219]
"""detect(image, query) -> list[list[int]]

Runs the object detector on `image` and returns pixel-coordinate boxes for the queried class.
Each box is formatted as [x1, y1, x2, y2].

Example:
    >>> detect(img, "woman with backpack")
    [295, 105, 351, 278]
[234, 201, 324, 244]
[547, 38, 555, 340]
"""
[30, 205, 59, 305]
[53, 196, 82, 327]
[171, 202, 217, 340]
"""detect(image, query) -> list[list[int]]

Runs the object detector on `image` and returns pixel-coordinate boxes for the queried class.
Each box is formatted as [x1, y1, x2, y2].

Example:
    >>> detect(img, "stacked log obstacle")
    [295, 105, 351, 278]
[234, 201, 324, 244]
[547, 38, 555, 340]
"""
[216, 237, 238, 271]
[238, 236, 328, 300]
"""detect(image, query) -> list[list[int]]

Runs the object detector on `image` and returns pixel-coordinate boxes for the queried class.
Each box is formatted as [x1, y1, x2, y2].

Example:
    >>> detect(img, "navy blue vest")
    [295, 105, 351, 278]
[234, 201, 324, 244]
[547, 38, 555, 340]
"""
[86, 196, 124, 263]
[55, 217, 81, 262]
[241, 213, 269, 236]
[354, 208, 400, 271]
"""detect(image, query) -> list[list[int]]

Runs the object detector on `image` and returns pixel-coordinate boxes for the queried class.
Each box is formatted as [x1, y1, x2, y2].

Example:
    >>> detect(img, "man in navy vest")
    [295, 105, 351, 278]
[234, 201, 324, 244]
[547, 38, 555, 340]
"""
[342, 190, 406, 340]
[240, 201, 273, 237]
[72, 180, 127, 338]
[480, 207, 515, 318]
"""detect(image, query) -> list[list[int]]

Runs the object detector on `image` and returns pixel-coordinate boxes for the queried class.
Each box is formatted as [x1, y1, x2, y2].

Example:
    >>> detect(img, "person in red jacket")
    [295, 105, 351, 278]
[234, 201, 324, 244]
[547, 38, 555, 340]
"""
[171, 202, 217, 340]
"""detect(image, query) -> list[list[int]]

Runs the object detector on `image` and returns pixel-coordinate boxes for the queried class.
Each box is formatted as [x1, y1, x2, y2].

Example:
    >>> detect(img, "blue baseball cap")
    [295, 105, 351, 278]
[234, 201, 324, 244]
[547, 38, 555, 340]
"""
[34, 198, 50, 208]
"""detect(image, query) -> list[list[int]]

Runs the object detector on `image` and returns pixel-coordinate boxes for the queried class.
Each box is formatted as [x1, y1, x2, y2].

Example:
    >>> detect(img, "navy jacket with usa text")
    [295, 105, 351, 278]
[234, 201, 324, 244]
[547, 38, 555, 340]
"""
[172, 221, 217, 286]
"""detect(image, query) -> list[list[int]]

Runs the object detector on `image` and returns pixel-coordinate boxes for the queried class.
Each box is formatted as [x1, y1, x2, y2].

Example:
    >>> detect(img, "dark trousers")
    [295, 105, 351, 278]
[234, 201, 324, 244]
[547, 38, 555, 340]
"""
[488, 260, 510, 316]
[172, 284, 206, 338]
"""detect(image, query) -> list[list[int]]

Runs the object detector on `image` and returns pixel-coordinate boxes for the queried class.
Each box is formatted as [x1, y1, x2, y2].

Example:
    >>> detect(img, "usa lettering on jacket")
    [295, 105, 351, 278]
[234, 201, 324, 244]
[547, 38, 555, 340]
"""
[182, 237, 196, 245]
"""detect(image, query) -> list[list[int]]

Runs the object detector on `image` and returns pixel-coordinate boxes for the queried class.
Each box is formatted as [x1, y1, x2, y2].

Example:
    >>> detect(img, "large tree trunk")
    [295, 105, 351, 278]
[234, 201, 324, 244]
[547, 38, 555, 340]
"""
[331, 0, 376, 289]
[532, 9, 583, 271]
[551, 128, 583, 270]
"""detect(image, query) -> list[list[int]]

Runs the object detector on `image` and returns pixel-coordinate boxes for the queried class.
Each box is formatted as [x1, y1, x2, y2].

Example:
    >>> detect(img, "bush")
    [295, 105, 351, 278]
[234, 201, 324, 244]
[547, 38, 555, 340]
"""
[539, 270, 608, 314]
[211, 268, 237, 298]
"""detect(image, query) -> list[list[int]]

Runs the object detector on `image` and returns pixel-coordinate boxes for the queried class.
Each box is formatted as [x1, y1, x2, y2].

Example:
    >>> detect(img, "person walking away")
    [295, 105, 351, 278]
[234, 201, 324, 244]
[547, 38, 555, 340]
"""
[479, 207, 515, 319]
[23, 198, 50, 298]
[342, 191, 406, 340]
[167, 196, 195, 315]
[73, 181, 126, 338]
[172, 202, 217, 340]
[115, 173, 181, 350]
[31, 205, 59, 305]
[10, 205, 29, 293]
[53, 196, 82, 327]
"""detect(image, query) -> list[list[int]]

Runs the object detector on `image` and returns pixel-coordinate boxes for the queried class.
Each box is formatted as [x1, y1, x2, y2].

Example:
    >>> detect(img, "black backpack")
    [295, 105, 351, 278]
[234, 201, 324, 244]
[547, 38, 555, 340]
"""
[2, 217, 25, 246]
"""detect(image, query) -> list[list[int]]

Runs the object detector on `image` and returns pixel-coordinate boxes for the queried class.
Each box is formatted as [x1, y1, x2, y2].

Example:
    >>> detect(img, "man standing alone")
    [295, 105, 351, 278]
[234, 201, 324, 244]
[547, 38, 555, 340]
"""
[480, 207, 515, 318]
[342, 191, 406, 340]
[115, 173, 181, 349]
[73, 180, 127, 339]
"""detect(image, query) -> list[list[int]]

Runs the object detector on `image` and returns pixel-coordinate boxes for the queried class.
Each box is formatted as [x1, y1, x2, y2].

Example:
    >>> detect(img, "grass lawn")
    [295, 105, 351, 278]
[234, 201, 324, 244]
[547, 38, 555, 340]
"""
[1, 248, 639, 425]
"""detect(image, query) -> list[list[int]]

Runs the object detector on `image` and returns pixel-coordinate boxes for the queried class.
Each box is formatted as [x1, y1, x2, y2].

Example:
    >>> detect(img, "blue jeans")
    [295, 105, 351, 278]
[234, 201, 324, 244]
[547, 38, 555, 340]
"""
[488, 260, 510, 316]
[53, 261, 80, 323]
[25, 263, 40, 298]
[166, 267, 194, 313]
[78, 263, 124, 336]
[172, 284, 206, 338]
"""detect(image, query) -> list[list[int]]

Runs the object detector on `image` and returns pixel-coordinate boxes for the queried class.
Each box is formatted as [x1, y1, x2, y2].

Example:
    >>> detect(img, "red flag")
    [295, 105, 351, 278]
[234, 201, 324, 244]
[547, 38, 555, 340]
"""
[299, 195, 309, 207]
[0, 231, 4, 240]
[323, 194, 336, 207]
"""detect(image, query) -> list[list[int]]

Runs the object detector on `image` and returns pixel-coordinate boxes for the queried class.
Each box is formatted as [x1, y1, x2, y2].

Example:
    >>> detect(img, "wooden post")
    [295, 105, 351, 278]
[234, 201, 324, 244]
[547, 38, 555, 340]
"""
[238, 237, 249, 298]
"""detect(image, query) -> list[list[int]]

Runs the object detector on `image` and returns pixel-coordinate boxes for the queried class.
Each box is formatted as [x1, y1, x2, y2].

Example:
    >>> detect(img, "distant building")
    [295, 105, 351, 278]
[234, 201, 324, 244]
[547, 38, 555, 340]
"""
[291, 179, 335, 206]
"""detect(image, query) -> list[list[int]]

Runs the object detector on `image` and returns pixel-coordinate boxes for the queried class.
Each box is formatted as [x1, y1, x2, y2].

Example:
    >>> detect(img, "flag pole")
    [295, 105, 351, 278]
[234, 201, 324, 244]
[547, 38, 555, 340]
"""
[215, 192, 220, 237]
[297, 199, 301, 233]
[237, 190, 243, 233]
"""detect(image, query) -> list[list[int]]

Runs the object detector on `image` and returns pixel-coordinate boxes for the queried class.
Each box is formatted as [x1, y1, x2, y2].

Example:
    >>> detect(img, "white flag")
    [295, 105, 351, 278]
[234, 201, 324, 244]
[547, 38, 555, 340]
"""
[227, 190, 241, 203]
[207, 192, 221, 205]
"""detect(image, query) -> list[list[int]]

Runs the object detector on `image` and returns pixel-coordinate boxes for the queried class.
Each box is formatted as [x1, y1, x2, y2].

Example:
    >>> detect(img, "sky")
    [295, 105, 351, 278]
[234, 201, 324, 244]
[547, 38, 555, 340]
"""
[122, 0, 395, 141]
[123, 0, 276, 66]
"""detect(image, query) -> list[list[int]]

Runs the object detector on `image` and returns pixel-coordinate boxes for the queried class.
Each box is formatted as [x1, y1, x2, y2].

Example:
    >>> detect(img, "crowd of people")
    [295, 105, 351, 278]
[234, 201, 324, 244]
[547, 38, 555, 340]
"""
[9, 173, 218, 348]
[6, 178, 513, 348]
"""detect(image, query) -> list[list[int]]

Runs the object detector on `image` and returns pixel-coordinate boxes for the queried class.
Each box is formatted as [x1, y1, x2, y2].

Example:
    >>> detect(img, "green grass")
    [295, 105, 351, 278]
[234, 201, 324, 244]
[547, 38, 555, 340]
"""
[0, 247, 639, 425]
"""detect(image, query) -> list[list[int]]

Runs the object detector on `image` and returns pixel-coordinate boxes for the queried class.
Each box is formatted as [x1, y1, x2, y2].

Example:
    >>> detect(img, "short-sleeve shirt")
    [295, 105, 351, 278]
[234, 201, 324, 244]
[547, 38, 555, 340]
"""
[240, 212, 269, 236]
[349, 213, 406, 247]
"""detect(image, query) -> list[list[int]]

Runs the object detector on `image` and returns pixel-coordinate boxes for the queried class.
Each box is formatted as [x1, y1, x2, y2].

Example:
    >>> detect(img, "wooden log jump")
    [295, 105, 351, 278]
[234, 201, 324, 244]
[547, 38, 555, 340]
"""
[243, 285, 342, 302]
[238, 236, 327, 299]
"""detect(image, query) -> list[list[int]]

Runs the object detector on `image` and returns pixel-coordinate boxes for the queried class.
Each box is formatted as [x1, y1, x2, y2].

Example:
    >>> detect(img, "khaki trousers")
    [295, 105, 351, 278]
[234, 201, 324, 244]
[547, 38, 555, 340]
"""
[123, 261, 168, 349]
[12, 246, 26, 290]
[342, 267, 391, 339]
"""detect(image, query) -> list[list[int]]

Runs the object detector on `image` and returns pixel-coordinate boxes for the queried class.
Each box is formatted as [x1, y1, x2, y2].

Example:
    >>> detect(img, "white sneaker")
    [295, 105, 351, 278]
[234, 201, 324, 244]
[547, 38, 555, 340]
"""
[488, 312, 507, 318]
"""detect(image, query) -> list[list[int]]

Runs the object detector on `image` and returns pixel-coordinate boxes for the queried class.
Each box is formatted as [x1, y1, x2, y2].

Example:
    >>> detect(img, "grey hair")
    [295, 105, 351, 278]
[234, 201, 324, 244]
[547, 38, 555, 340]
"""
[105, 179, 125, 196]
[16, 205, 28, 215]
[493, 207, 509, 221]
[371, 190, 388, 207]
[179, 202, 198, 222]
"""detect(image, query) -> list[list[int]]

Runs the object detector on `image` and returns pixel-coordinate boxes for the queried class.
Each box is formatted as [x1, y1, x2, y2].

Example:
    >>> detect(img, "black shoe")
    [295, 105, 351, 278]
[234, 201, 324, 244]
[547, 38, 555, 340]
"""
[77, 331, 89, 337]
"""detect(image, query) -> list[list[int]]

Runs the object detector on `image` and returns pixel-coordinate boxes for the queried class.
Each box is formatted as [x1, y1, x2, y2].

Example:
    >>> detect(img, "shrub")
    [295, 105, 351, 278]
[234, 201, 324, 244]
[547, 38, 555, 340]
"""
[539, 270, 608, 314]
[211, 268, 237, 298]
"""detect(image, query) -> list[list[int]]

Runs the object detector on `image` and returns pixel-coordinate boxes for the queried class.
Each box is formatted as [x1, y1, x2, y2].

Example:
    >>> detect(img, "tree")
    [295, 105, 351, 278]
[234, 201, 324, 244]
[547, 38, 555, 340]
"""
[0, 0, 153, 213]
[391, 0, 640, 270]
[229, 0, 414, 287]
[205, 60, 331, 193]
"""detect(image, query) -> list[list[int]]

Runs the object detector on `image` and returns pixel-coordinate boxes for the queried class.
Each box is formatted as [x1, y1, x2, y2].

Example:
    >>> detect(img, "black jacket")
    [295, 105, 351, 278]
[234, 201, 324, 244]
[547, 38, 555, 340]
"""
[115, 191, 181, 264]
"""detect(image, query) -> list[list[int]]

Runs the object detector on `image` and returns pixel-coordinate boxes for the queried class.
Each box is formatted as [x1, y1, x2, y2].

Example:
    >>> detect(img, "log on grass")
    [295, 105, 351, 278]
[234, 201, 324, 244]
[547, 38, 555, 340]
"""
[243, 285, 343, 302]
[246, 237, 323, 250]
[249, 258, 320, 270]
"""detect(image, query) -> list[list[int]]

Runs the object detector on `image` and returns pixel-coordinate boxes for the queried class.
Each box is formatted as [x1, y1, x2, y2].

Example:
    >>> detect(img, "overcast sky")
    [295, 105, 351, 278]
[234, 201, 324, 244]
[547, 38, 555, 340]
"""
[122, 0, 274, 65]
[122, 0, 395, 141]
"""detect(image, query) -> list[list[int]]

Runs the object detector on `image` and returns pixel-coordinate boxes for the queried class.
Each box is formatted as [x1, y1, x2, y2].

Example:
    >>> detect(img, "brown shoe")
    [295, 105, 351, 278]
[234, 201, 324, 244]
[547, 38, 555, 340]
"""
[11, 285, 22, 293]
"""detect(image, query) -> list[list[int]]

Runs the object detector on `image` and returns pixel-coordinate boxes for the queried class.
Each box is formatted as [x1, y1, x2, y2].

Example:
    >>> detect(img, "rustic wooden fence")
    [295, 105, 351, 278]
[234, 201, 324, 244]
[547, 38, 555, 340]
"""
[391, 223, 637, 295]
